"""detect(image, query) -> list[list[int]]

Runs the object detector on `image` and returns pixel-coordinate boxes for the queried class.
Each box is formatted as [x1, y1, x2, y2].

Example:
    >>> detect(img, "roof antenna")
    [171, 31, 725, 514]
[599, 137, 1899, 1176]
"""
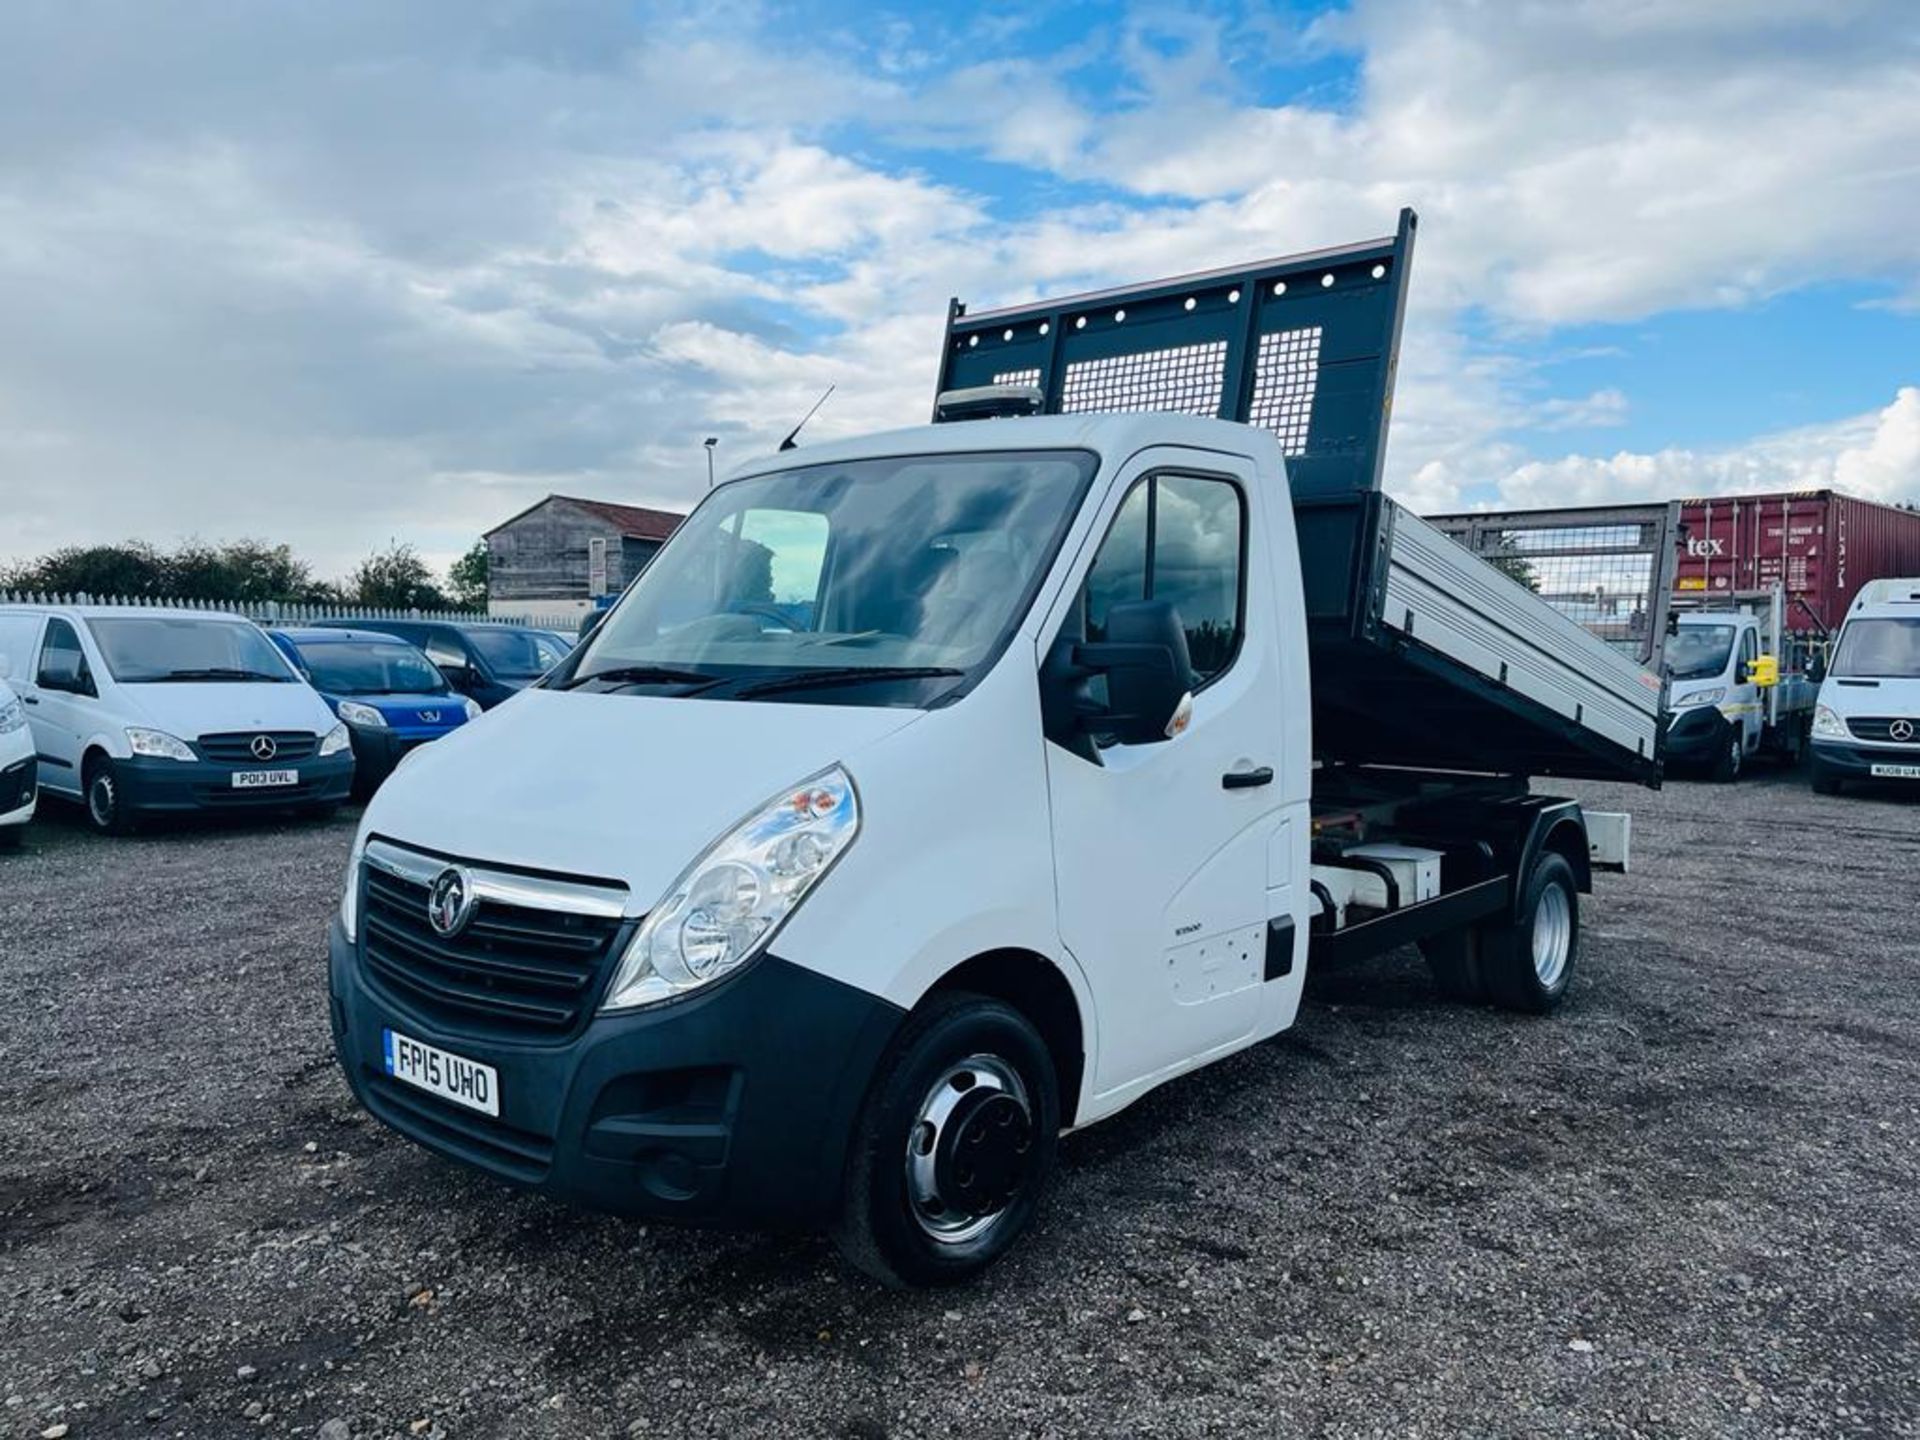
[778, 384, 834, 451]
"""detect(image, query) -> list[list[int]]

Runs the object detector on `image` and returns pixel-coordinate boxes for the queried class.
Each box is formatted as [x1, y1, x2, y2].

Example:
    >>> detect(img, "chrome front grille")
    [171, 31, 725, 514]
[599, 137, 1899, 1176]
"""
[1847, 717, 1919, 745]
[357, 840, 629, 1040]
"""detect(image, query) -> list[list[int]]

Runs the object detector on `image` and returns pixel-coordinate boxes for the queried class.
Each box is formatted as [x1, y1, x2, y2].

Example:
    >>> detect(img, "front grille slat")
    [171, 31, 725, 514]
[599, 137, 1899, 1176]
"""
[1847, 717, 1919, 744]
[357, 851, 626, 1040]
[197, 730, 319, 763]
[363, 912, 593, 993]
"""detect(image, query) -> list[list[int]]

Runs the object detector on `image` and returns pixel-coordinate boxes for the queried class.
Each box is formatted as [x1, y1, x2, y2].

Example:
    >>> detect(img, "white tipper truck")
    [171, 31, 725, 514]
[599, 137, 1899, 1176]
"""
[326, 211, 1663, 1285]
[1665, 584, 1818, 781]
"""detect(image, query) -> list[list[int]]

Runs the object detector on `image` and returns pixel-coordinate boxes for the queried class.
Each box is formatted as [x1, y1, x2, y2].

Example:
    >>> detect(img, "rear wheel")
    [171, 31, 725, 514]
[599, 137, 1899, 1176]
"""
[1480, 851, 1580, 1014]
[84, 755, 138, 836]
[832, 993, 1058, 1288]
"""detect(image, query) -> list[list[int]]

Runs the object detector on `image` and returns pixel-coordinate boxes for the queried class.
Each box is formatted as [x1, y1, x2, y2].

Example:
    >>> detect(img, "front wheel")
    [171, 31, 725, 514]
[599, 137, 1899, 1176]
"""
[1480, 851, 1580, 1014]
[1811, 759, 1842, 796]
[1711, 730, 1745, 783]
[831, 993, 1059, 1288]
[84, 756, 138, 836]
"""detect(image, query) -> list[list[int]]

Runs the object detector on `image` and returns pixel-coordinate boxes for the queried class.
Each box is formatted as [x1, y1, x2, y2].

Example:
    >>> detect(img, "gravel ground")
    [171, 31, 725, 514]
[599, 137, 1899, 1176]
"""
[1, 768, 1916, 1440]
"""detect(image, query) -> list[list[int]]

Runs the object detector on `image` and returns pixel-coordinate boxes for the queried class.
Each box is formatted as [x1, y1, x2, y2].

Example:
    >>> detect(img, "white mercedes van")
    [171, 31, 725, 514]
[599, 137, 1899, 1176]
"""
[0, 605, 354, 833]
[1809, 577, 1920, 794]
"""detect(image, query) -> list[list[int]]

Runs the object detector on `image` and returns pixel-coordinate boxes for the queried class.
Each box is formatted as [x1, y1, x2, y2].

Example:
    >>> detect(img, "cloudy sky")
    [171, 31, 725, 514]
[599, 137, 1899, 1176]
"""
[2, 0, 1917, 581]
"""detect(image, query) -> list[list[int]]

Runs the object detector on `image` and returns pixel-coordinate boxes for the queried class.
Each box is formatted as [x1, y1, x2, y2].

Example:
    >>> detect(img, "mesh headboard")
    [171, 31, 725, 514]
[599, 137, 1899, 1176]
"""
[935, 209, 1416, 500]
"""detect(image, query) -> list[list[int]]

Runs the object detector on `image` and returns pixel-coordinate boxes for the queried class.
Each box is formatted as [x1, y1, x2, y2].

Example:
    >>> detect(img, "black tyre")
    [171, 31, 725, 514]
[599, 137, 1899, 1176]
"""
[0, 824, 22, 850]
[1480, 851, 1580, 1015]
[84, 755, 138, 836]
[1811, 760, 1842, 796]
[1710, 730, 1744, 783]
[831, 992, 1059, 1289]
[1419, 926, 1485, 1003]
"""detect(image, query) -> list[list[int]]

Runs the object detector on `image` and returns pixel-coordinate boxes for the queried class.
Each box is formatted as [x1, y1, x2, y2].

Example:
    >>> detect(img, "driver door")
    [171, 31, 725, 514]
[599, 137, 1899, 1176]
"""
[31, 618, 92, 793]
[1041, 454, 1287, 1104]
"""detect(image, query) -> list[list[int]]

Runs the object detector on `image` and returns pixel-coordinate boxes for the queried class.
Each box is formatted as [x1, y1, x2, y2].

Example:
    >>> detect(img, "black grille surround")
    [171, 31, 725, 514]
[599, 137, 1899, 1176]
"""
[358, 853, 630, 1043]
[197, 730, 320, 763]
[1847, 717, 1920, 745]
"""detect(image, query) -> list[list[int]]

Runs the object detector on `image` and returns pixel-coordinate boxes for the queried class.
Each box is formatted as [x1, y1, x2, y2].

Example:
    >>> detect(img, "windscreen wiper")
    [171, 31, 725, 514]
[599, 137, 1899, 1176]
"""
[729, 666, 967, 700]
[160, 667, 288, 682]
[555, 664, 730, 692]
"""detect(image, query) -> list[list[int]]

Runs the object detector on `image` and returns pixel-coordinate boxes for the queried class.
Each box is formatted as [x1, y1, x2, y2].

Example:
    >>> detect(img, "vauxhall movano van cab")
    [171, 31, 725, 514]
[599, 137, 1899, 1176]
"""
[1810, 577, 1920, 795]
[0, 605, 354, 833]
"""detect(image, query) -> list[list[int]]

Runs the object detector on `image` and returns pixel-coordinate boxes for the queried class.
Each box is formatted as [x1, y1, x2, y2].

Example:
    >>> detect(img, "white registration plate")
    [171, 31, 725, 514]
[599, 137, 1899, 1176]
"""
[1870, 763, 1920, 780]
[383, 1028, 500, 1117]
[232, 769, 298, 789]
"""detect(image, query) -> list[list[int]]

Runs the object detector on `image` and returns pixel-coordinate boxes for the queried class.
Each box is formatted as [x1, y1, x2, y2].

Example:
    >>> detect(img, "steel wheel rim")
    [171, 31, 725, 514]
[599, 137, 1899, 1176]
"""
[89, 773, 115, 829]
[1531, 882, 1572, 988]
[904, 1054, 1033, 1246]
[1728, 737, 1742, 776]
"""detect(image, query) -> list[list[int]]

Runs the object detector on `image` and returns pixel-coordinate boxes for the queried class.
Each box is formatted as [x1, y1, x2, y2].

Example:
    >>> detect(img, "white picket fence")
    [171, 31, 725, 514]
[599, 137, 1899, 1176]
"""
[0, 591, 580, 632]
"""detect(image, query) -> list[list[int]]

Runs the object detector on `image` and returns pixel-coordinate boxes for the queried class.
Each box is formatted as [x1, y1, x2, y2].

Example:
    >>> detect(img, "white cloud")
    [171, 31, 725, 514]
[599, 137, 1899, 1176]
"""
[0, 0, 1915, 583]
[1472, 386, 1920, 512]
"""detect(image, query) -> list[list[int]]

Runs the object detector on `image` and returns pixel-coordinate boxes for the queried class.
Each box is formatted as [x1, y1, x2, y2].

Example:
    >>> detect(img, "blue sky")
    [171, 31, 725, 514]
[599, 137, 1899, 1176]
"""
[0, 0, 1916, 575]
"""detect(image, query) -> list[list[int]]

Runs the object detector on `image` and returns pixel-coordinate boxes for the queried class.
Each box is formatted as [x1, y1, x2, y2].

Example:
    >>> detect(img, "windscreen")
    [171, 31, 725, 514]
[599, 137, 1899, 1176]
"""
[88, 618, 295, 683]
[299, 640, 448, 696]
[1831, 617, 1920, 679]
[467, 628, 571, 679]
[1666, 624, 1735, 682]
[563, 450, 1096, 704]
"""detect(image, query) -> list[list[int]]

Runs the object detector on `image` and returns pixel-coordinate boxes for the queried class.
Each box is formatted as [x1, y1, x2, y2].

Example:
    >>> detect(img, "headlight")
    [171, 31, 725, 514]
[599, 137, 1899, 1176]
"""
[126, 727, 196, 761]
[461, 697, 482, 721]
[337, 700, 387, 729]
[1812, 705, 1848, 739]
[339, 837, 365, 941]
[602, 766, 860, 1012]
[0, 697, 23, 735]
[1672, 687, 1726, 709]
[319, 722, 353, 757]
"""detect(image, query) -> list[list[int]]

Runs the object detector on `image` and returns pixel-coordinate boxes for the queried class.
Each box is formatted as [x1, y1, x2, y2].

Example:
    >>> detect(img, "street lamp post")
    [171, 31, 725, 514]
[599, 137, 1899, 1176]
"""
[704, 436, 719, 488]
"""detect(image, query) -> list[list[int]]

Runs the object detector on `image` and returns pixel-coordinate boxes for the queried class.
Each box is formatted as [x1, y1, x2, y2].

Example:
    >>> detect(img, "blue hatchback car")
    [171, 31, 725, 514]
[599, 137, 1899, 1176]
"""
[267, 628, 480, 796]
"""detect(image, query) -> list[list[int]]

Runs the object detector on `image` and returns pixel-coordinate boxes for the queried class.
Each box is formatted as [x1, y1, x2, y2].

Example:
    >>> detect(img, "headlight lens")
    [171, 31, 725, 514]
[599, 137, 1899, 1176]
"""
[602, 766, 859, 1011]
[319, 722, 353, 756]
[126, 727, 196, 761]
[461, 697, 482, 721]
[0, 697, 23, 735]
[1672, 687, 1726, 709]
[337, 700, 386, 729]
[1812, 704, 1848, 739]
[339, 837, 365, 941]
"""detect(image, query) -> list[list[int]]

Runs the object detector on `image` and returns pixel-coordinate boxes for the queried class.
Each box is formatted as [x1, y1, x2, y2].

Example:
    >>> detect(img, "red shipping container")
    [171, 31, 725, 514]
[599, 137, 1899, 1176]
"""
[1674, 490, 1920, 634]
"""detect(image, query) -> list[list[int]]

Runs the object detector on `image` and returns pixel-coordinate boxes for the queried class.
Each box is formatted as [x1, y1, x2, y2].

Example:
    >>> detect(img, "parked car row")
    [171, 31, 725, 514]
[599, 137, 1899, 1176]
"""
[0, 604, 572, 838]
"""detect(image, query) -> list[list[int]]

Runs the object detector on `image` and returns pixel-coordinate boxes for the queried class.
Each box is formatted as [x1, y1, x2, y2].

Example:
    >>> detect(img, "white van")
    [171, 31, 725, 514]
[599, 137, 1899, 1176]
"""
[1810, 577, 1920, 794]
[0, 675, 34, 845]
[0, 605, 354, 833]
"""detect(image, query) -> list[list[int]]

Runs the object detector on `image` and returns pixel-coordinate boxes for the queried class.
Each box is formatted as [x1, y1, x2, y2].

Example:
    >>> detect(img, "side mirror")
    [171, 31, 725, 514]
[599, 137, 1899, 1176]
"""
[1075, 599, 1195, 746]
[578, 610, 607, 640]
[1747, 654, 1779, 688]
[1806, 652, 1827, 685]
[438, 664, 473, 692]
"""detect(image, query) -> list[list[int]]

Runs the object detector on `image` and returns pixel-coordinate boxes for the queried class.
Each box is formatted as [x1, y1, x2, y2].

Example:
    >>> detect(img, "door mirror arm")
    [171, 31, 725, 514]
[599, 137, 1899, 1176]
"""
[1043, 599, 1196, 751]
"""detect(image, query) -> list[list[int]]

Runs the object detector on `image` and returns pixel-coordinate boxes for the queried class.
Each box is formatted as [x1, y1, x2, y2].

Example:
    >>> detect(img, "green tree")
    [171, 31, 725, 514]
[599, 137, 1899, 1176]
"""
[350, 542, 448, 609]
[447, 540, 490, 610]
[166, 539, 325, 602]
[2, 542, 169, 597]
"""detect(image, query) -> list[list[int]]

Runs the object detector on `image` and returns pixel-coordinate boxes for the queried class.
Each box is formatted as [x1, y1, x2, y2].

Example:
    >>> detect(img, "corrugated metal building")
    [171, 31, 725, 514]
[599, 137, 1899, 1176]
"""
[485, 494, 684, 621]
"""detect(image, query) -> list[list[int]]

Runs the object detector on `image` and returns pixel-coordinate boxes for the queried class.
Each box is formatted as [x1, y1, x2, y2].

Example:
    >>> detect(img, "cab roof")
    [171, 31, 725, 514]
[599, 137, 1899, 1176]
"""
[723, 411, 1283, 487]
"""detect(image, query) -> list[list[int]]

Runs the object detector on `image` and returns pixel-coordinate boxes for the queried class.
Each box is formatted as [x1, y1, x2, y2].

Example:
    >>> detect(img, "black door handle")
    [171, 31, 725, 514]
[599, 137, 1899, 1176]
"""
[1222, 766, 1273, 790]
[21, 695, 38, 705]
